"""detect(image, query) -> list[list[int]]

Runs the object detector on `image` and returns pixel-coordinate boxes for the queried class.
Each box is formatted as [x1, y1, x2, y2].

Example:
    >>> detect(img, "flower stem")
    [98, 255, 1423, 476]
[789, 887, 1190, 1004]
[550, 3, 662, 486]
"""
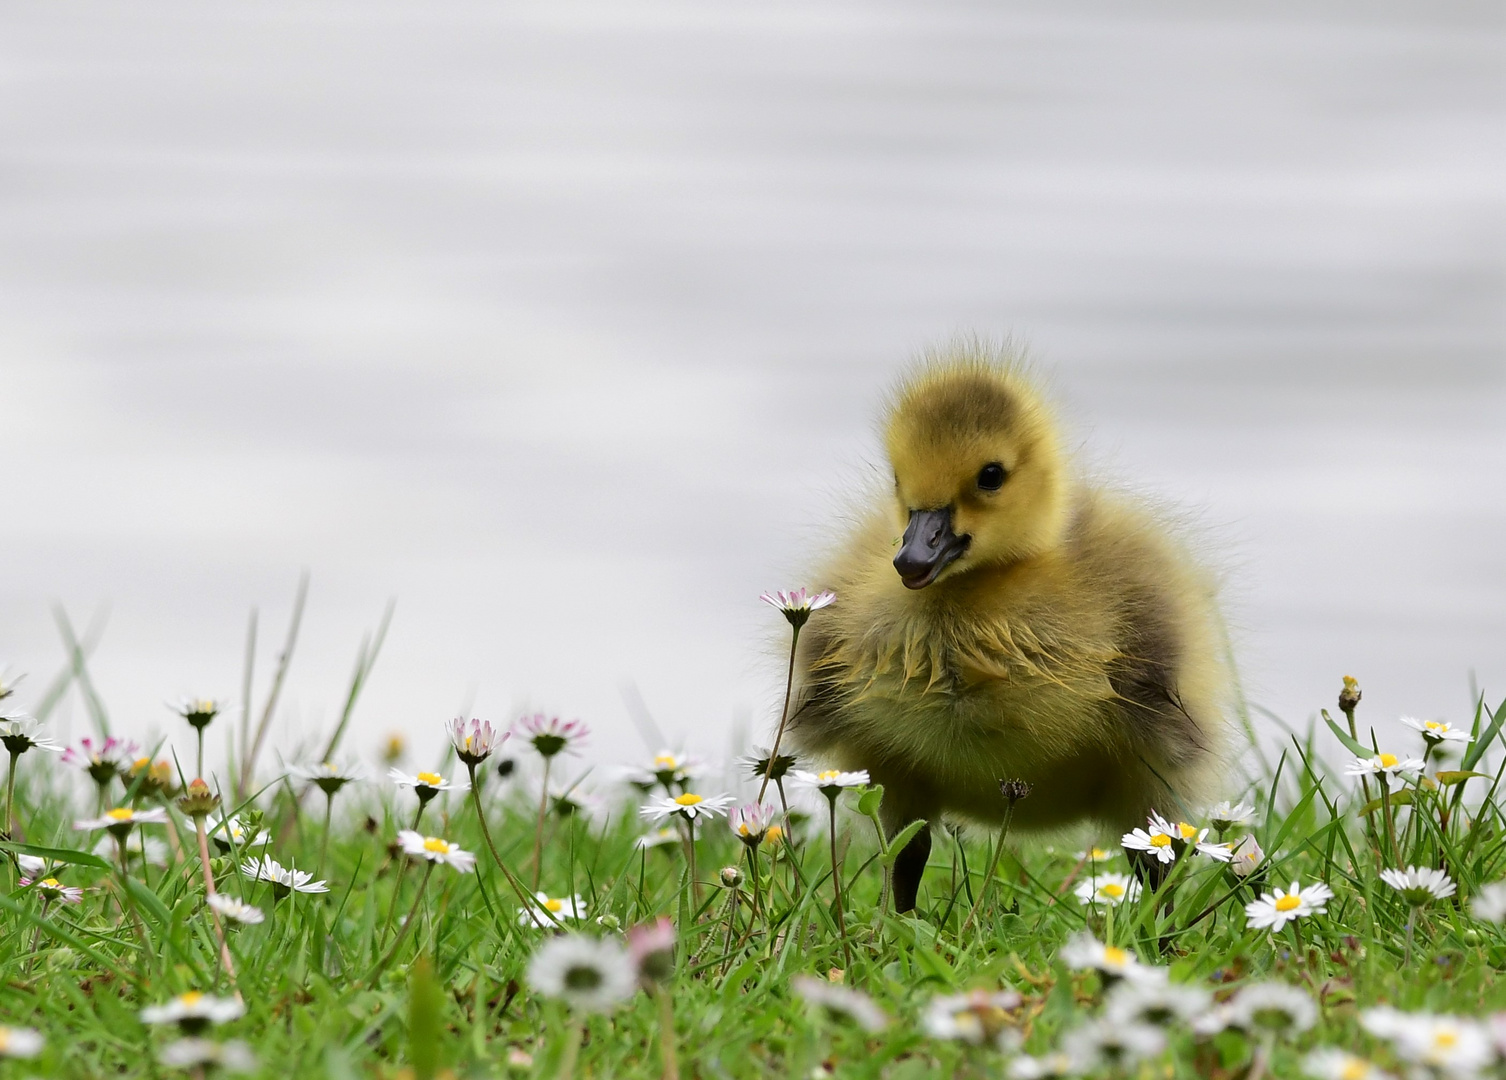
[465, 765, 561, 927]
[196, 726, 205, 781]
[1404, 910, 1416, 967]
[961, 798, 1018, 937]
[4, 748, 18, 839]
[757, 625, 800, 804]
[656, 986, 680, 1080]
[826, 795, 852, 970]
[1247, 1031, 1276, 1080]
[368, 861, 433, 986]
[318, 791, 334, 879]
[382, 803, 426, 943]
[686, 816, 699, 904]
[533, 756, 552, 890]
[557, 1014, 584, 1080]
[194, 815, 238, 983]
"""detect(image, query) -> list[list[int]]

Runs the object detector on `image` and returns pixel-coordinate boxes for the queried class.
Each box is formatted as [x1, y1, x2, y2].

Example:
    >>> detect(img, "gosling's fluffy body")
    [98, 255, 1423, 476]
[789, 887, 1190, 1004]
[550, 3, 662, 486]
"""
[789, 348, 1233, 852]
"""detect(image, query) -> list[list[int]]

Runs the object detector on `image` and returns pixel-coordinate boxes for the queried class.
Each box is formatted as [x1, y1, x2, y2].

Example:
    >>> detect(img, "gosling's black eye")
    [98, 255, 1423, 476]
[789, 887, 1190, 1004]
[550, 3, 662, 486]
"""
[977, 462, 1007, 491]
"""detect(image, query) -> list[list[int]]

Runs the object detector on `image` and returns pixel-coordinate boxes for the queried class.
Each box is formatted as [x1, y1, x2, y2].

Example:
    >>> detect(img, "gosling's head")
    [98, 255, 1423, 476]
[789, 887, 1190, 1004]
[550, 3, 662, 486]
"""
[883, 353, 1068, 589]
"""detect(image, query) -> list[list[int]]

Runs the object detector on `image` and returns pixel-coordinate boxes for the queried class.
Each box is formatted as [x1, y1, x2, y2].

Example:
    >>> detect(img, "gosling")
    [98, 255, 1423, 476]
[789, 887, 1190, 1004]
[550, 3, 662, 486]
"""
[786, 344, 1233, 914]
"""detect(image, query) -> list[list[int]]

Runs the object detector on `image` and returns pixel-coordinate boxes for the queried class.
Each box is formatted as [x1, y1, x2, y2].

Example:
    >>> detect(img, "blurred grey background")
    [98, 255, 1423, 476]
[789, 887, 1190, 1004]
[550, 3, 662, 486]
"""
[0, 0, 1502, 778]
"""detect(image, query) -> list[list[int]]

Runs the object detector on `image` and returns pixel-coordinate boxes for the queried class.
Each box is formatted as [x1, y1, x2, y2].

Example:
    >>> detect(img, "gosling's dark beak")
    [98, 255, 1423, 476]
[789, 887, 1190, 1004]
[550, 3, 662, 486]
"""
[894, 507, 970, 589]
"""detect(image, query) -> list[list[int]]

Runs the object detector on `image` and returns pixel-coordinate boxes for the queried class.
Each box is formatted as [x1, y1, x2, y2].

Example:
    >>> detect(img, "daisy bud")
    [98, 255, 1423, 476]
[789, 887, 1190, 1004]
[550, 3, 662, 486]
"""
[595, 914, 622, 931]
[720, 865, 744, 889]
[999, 778, 1034, 803]
[1339, 675, 1361, 715]
[177, 778, 221, 818]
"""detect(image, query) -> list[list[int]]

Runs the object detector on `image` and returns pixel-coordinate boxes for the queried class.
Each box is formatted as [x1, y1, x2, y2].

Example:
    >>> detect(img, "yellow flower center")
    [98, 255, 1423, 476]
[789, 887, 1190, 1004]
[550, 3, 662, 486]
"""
[1434, 1030, 1458, 1049]
[674, 794, 703, 806]
[544, 898, 563, 912]
[133, 757, 150, 770]
[180, 992, 204, 1007]
[1102, 946, 1128, 966]
[817, 770, 842, 782]
[1425, 721, 1445, 731]
[1178, 823, 1199, 840]
[464, 735, 474, 749]
[1379, 753, 1398, 768]
[0, 1031, 9, 1052]
[106, 808, 134, 822]
[1275, 895, 1302, 912]
[41, 878, 60, 888]
[416, 772, 443, 786]
[654, 754, 677, 768]
[737, 823, 751, 836]
[1340, 1062, 1367, 1080]
[763, 826, 783, 846]
[1149, 834, 1172, 848]
[423, 837, 451, 854]
[1090, 848, 1111, 860]
[1100, 883, 1125, 899]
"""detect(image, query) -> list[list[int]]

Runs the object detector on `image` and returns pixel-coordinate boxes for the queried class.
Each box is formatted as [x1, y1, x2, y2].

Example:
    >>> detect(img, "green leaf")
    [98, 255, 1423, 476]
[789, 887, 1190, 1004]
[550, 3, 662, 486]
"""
[879, 820, 927, 867]
[1322, 709, 1368, 758]
[1436, 770, 1489, 787]
[856, 785, 885, 819]
[1462, 698, 1506, 772]
[1359, 789, 1417, 816]
[0, 841, 112, 872]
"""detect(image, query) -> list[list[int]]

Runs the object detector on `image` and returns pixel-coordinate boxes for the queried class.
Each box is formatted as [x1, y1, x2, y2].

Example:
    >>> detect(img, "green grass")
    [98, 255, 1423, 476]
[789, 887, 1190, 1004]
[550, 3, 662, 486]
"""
[3, 684, 1506, 1079]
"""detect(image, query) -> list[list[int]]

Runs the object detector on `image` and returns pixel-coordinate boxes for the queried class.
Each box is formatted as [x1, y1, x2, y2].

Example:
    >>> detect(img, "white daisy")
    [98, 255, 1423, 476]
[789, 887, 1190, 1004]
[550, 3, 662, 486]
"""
[635, 827, 680, 850]
[760, 588, 836, 629]
[141, 991, 246, 1032]
[1228, 981, 1317, 1034]
[171, 697, 228, 730]
[1075, 846, 1119, 865]
[23, 876, 84, 904]
[638, 792, 735, 823]
[1345, 753, 1423, 778]
[1302, 1048, 1393, 1080]
[1190, 1003, 1242, 1037]
[388, 768, 468, 799]
[921, 989, 1021, 1047]
[1229, 834, 1265, 878]
[790, 769, 871, 798]
[93, 832, 170, 867]
[0, 715, 61, 755]
[1074, 873, 1141, 907]
[292, 760, 363, 796]
[1006, 1052, 1077, 1079]
[1379, 866, 1456, 906]
[1103, 978, 1211, 1027]
[518, 891, 584, 927]
[239, 855, 329, 897]
[207, 893, 264, 926]
[1367, 1010, 1494, 1076]
[526, 934, 637, 1013]
[1195, 837, 1236, 862]
[0, 1026, 44, 1059]
[449, 716, 506, 767]
[1401, 716, 1471, 745]
[1244, 880, 1333, 932]
[1207, 800, 1257, 829]
[1470, 881, 1506, 923]
[1058, 931, 1159, 981]
[792, 975, 890, 1033]
[207, 815, 270, 854]
[1059, 1018, 1166, 1070]
[622, 750, 705, 789]
[1121, 812, 1182, 864]
[516, 714, 590, 759]
[74, 805, 170, 837]
[729, 802, 778, 848]
[396, 830, 477, 873]
[157, 1038, 256, 1072]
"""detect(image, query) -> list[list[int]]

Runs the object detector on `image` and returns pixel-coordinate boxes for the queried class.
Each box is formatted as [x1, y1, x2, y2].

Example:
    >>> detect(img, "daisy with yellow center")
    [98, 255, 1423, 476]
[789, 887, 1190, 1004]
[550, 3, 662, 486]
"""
[1059, 931, 1160, 981]
[396, 829, 476, 872]
[388, 766, 468, 804]
[639, 791, 735, 823]
[791, 768, 870, 796]
[1244, 879, 1333, 932]
[1300, 1049, 1388, 1080]
[1345, 752, 1423, 777]
[73, 805, 169, 837]
[518, 891, 585, 927]
[1120, 813, 1181, 865]
[1400, 715, 1471, 746]
[0, 1026, 43, 1059]
[1074, 872, 1141, 908]
[140, 990, 245, 1033]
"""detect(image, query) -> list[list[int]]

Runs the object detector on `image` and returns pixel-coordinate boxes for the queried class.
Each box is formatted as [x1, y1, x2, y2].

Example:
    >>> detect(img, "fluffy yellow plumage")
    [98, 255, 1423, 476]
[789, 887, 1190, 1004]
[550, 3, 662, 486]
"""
[787, 343, 1233, 911]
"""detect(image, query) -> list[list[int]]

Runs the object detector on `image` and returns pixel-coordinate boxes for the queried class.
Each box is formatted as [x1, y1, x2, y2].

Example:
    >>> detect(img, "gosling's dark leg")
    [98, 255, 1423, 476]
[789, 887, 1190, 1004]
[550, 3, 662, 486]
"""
[891, 822, 932, 915]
